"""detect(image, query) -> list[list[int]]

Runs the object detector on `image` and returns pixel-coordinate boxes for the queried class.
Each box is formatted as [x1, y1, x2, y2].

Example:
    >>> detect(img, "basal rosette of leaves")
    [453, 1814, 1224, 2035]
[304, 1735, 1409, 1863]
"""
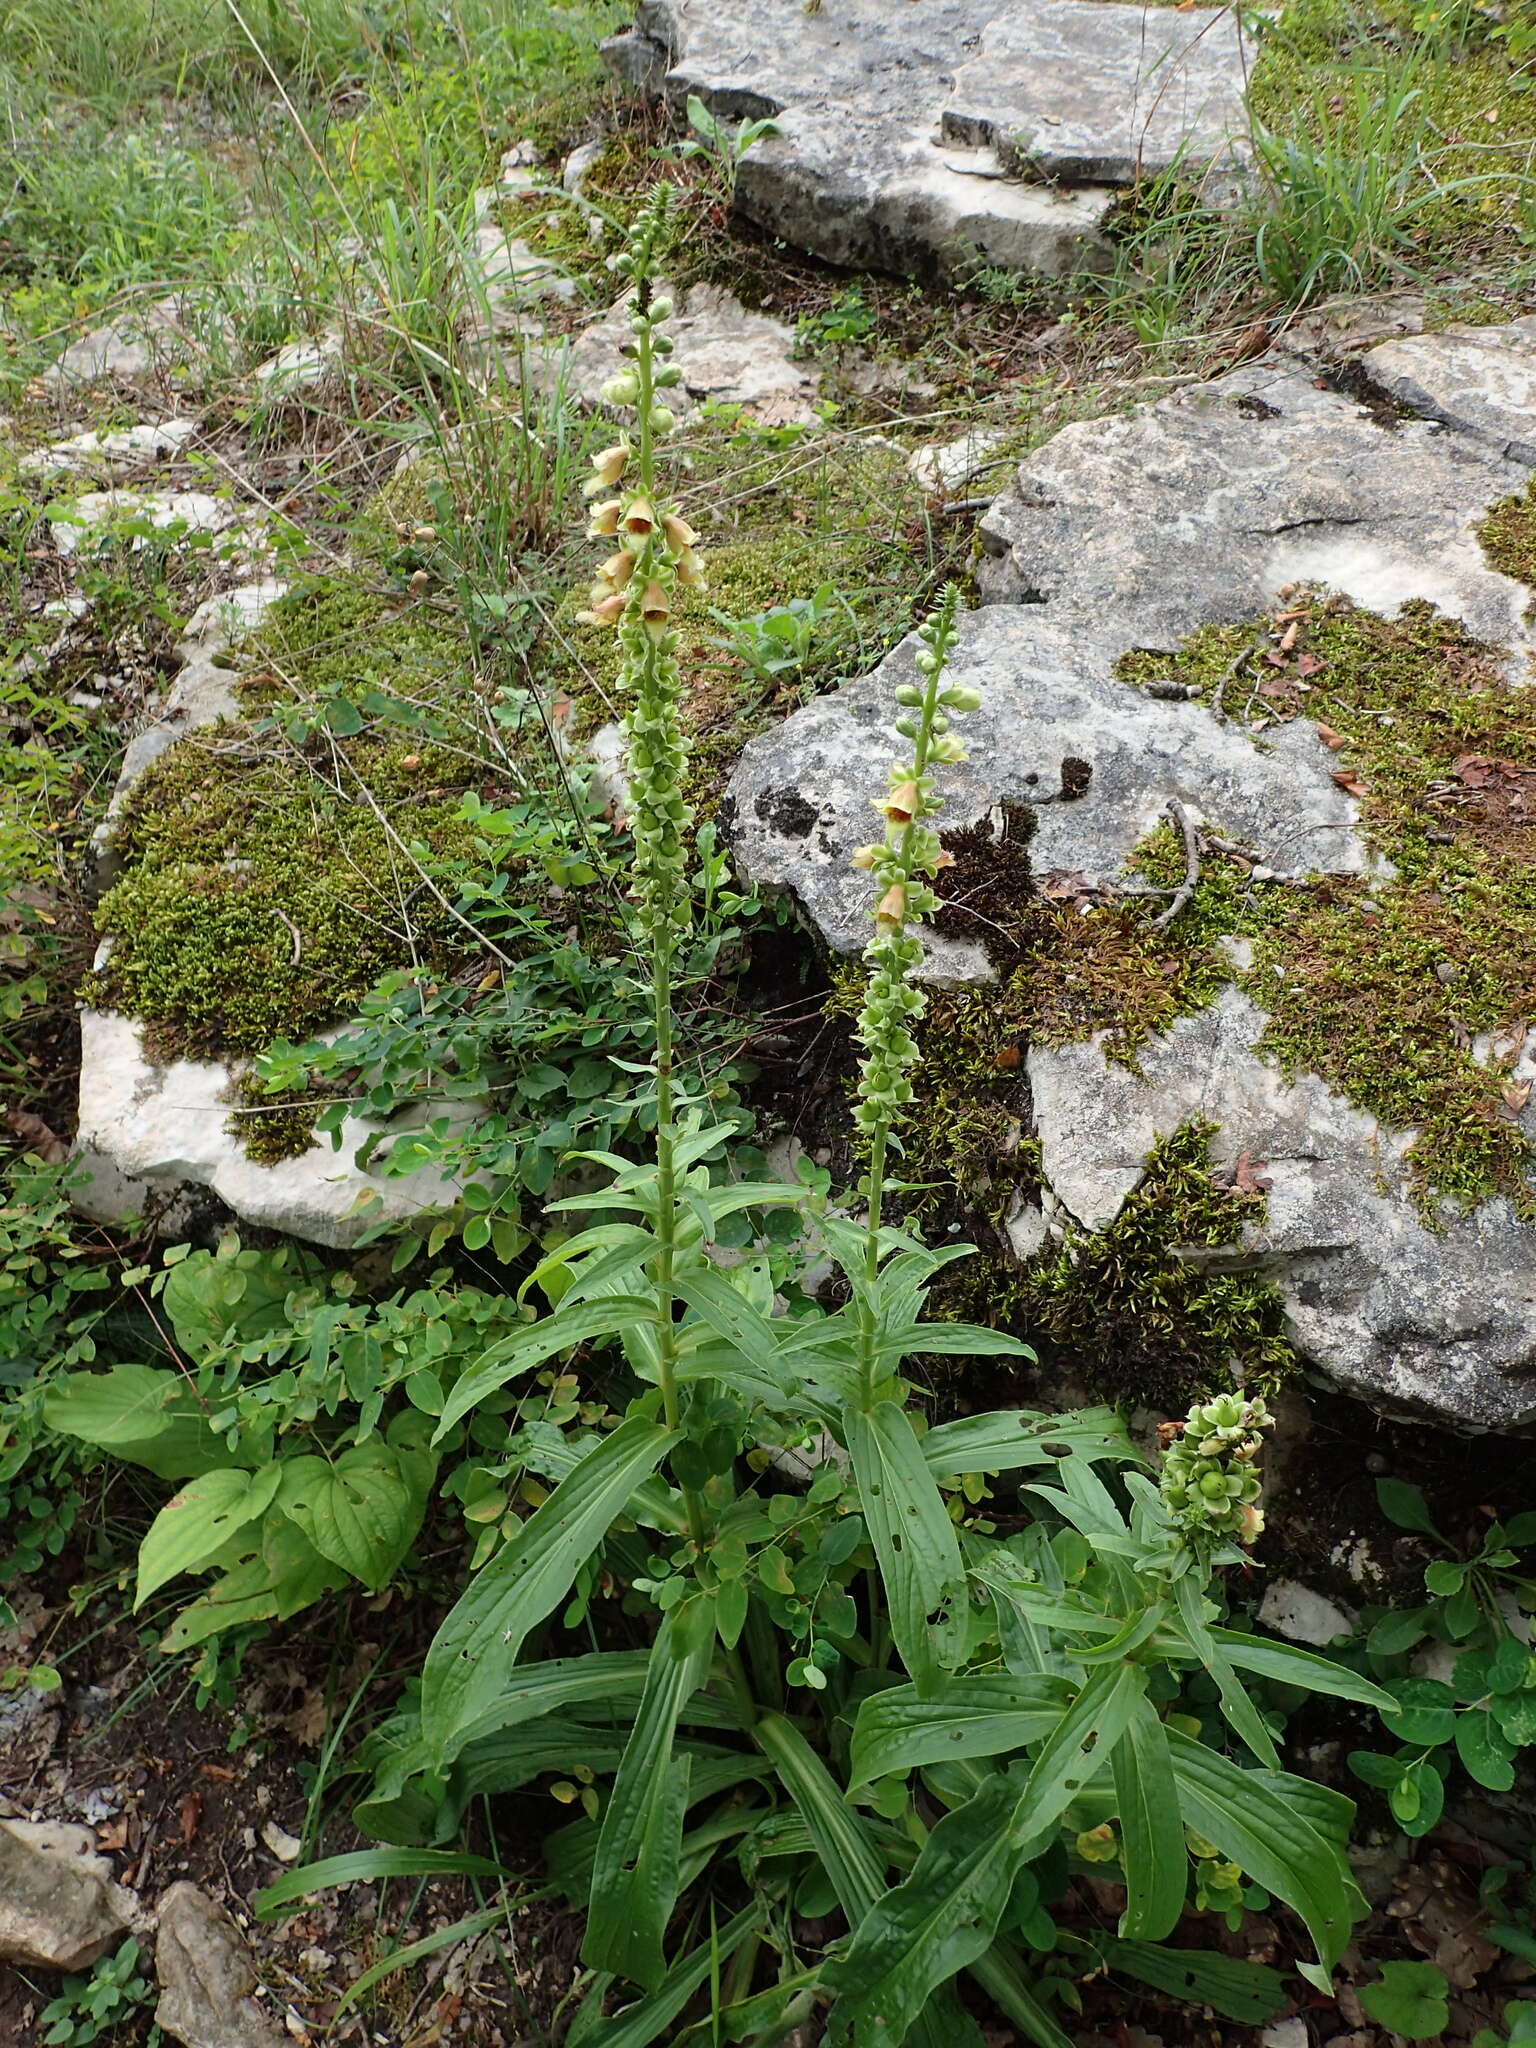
[233, 192, 1399, 2045]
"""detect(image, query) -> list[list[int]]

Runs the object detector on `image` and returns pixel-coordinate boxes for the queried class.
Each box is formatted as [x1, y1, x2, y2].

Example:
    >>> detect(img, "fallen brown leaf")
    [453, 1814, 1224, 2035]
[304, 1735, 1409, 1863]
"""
[1503, 1079, 1533, 1115]
[179, 1791, 202, 1844]
[1315, 722, 1347, 750]
[1331, 770, 1368, 797]
[1232, 1149, 1274, 1196]
[3, 1109, 67, 1164]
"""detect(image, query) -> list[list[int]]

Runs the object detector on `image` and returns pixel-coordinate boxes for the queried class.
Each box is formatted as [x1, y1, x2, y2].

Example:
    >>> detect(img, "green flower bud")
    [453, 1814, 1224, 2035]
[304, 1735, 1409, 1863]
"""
[601, 371, 639, 405]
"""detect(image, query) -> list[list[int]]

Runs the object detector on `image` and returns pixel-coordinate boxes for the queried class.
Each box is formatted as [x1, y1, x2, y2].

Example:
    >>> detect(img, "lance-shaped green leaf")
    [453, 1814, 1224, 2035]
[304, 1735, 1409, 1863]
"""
[1174, 1576, 1279, 1769]
[754, 1713, 886, 1919]
[877, 1323, 1034, 1364]
[1210, 1628, 1396, 1712]
[1017, 1659, 1145, 1838]
[451, 1651, 743, 1751]
[1111, 1697, 1186, 1941]
[672, 1269, 805, 1402]
[584, 1604, 711, 1989]
[433, 1297, 658, 1440]
[923, 1407, 1133, 1479]
[825, 1762, 1040, 2048]
[848, 1675, 1073, 1787]
[422, 1414, 678, 1765]
[1166, 1728, 1359, 1980]
[580, 1904, 763, 2048]
[966, 1946, 1076, 2048]
[1096, 1938, 1287, 2023]
[845, 1399, 966, 1694]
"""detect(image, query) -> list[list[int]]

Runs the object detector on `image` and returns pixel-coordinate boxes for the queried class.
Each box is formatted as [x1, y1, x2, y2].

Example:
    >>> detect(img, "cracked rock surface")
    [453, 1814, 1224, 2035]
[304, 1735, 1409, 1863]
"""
[608, 0, 1119, 279]
[724, 321, 1536, 1428]
[154, 1883, 287, 2048]
[977, 358, 1536, 672]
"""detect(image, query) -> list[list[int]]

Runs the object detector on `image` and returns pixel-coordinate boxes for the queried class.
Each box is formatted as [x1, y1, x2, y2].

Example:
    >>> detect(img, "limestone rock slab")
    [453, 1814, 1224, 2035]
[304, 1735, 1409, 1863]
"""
[88, 580, 287, 892]
[610, 0, 1116, 280]
[537, 282, 818, 420]
[0, 1818, 136, 1972]
[943, 0, 1252, 186]
[154, 1883, 287, 2048]
[1363, 317, 1536, 466]
[721, 603, 1369, 972]
[70, 1010, 474, 1251]
[21, 419, 199, 482]
[978, 361, 1536, 671]
[1029, 990, 1536, 1430]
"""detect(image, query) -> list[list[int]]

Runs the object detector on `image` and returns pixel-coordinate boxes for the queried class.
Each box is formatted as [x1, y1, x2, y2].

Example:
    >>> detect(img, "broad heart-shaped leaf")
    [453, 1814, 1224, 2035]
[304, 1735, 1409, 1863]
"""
[136, 1464, 283, 1608]
[1166, 1729, 1361, 1978]
[42, 1365, 228, 1479]
[582, 1604, 711, 1990]
[159, 1510, 346, 1652]
[824, 1761, 1044, 2048]
[276, 1443, 429, 1592]
[161, 1249, 295, 1361]
[1359, 1960, 1450, 2040]
[1111, 1696, 1186, 1941]
[848, 1675, 1073, 1787]
[422, 1414, 677, 1766]
[844, 1399, 966, 1695]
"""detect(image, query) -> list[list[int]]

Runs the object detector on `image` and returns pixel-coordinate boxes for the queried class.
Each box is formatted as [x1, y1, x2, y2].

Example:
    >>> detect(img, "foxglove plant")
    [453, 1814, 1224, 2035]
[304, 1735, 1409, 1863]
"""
[361, 188, 1390, 2048]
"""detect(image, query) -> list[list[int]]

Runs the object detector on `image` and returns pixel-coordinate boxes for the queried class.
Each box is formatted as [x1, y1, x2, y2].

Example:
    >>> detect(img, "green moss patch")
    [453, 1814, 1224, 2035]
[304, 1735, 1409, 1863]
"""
[89, 581, 506, 1065]
[1119, 594, 1536, 1215]
[1027, 1121, 1292, 1405]
[924, 1122, 1291, 1412]
[1480, 475, 1536, 600]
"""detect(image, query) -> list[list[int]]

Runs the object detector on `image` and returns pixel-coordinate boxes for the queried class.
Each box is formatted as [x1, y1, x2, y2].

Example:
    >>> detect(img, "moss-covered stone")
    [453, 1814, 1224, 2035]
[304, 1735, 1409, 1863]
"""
[1118, 594, 1536, 1215]
[88, 579, 506, 1066]
[926, 1121, 1292, 1412]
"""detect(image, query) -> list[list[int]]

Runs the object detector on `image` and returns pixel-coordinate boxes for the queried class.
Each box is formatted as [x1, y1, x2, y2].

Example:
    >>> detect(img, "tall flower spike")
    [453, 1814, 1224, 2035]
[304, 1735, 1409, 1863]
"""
[851, 583, 969, 1149]
[577, 182, 702, 950]
[847, 583, 974, 1401]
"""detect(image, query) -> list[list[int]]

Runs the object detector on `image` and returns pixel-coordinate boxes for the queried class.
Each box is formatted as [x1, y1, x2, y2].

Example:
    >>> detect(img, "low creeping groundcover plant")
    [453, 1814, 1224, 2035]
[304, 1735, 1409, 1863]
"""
[271, 189, 1397, 2045]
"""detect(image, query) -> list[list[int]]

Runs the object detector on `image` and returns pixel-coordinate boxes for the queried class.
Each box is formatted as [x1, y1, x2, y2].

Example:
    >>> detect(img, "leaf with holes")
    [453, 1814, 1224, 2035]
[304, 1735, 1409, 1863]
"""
[844, 1399, 966, 1695]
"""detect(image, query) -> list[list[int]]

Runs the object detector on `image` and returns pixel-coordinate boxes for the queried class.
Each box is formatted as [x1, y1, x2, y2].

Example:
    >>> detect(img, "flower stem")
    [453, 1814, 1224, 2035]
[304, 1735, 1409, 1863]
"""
[851, 588, 964, 1400]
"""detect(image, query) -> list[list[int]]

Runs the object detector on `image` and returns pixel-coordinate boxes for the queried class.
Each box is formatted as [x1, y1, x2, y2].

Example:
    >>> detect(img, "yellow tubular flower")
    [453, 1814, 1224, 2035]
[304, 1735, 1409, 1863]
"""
[875, 884, 907, 930]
